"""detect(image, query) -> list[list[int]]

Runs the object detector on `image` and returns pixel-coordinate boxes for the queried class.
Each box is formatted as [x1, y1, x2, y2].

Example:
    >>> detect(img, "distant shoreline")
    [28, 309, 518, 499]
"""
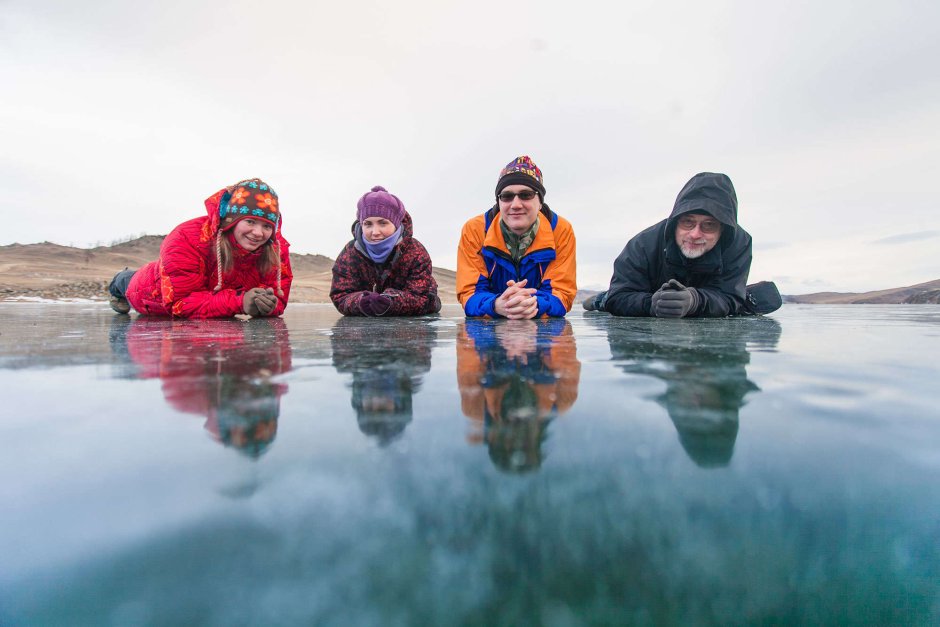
[1, 238, 937, 305]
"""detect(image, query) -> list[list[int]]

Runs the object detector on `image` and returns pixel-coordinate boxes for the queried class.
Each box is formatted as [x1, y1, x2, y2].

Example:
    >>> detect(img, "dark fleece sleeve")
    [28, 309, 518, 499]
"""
[329, 244, 371, 316]
[604, 230, 659, 317]
[384, 240, 441, 316]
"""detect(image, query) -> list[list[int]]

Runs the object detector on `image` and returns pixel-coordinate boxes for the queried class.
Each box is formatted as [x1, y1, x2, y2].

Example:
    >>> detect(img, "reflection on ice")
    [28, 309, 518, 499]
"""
[458, 318, 580, 473]
[330, 317, 438, 446]
[594, 317, 781, 467]
[2, 304, 940, 625]
[108, 316, 291, 458]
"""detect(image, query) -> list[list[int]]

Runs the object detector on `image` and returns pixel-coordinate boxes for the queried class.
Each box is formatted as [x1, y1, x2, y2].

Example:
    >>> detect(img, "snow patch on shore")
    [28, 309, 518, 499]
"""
[3, 296, 104, 304]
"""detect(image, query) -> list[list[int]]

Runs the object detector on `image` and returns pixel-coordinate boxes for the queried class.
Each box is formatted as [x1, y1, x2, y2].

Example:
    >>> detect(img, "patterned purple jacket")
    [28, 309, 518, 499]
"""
[330, 212, 442, 316]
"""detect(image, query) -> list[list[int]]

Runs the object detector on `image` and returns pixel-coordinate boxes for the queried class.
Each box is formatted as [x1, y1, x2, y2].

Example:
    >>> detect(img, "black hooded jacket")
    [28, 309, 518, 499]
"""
[604, 172, 752, 317]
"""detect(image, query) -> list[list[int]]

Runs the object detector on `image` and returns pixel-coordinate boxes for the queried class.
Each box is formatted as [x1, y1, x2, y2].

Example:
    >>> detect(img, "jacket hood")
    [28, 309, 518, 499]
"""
[667, 172, 738, 229]
[205, 188, 227, 232]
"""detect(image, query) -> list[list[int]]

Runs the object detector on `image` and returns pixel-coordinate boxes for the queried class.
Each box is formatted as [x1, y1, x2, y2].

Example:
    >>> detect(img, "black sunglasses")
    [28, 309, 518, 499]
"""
[497, 190, 538, 202]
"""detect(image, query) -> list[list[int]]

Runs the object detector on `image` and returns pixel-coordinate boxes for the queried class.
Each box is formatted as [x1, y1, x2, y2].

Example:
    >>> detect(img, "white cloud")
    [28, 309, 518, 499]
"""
[871, 231, 940, 245]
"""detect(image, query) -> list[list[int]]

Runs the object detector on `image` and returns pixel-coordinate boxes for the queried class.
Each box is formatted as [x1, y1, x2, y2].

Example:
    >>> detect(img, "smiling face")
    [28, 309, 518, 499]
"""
[674, 213, 722, 259]
[361, 216, 397, 243]
[232, 218, 274, 252]
[498, 185, 541, 235]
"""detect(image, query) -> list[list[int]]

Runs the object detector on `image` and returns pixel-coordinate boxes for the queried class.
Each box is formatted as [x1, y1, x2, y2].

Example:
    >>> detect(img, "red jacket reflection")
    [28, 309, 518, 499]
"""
[119, 317, 291, 457]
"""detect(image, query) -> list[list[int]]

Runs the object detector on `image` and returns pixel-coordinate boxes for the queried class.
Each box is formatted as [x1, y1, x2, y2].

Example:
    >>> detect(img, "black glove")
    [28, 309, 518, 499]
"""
[254, 288, 278, 316]
[581, 291, 607, 312]
[651, 280, 700, 318]
[359, 292, 393, 316]
[242, 288, 265, 316]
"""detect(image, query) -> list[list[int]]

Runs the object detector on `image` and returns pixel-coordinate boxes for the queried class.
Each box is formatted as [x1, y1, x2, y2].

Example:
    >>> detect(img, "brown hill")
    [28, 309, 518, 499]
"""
[785, 279, 940, 304]
[0, 237, 457, 303]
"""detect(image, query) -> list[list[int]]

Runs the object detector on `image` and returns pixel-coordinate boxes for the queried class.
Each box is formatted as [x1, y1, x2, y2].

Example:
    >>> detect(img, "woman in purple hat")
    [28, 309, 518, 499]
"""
[330, 185, 441, 317]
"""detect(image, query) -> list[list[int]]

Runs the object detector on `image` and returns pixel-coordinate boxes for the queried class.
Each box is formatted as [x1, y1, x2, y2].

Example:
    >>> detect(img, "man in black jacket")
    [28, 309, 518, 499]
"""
[584, 172, 752, 318]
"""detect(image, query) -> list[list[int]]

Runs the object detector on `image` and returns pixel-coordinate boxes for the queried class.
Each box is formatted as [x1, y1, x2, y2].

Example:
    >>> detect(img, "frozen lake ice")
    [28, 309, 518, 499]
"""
[1, 303, 938, 624]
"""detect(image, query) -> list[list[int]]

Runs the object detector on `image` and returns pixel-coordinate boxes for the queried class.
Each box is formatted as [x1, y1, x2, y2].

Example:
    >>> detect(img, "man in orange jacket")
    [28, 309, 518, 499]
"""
[456, 155, 577, 318]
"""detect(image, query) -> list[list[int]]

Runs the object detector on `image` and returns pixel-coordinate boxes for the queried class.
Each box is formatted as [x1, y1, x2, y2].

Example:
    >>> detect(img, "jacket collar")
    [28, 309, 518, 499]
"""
[484, 212, 556, 255]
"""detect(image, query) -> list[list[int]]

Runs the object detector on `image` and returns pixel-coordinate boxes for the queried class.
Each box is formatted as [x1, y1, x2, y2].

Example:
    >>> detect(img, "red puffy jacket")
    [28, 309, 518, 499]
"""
[126, 187, 292, 318]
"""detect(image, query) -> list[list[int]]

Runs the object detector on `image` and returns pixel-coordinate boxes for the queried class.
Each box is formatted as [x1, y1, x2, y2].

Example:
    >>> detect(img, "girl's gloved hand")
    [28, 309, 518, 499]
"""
[254, 288, 277, 316]
[243, 288, 265, 316]
[359, 292, 392, 316]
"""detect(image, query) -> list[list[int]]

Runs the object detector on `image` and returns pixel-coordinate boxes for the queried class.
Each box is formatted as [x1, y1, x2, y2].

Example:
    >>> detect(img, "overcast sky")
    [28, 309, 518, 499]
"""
[2, 0, 938, 294]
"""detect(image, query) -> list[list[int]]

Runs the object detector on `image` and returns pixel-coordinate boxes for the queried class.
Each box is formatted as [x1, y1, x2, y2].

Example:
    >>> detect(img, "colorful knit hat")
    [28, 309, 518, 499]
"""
[357, 185, 406, 229]
[495, 155, 546, 200]
[213, 177, 284, 297]
[220, 178, 280, 231]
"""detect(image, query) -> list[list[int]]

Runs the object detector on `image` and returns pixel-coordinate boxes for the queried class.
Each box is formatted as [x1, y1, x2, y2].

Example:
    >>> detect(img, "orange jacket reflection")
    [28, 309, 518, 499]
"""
[457, 318, 580, 472]
[114, 317, 291, 457]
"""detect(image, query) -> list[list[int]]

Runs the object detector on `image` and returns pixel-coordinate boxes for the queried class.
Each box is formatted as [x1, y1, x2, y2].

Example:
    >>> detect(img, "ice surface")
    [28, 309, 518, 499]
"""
[1, 303, 939, 624]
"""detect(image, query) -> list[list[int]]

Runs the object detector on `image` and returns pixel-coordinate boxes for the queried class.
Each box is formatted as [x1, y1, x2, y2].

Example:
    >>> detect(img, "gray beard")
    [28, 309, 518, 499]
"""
[680, 244, 707, 259]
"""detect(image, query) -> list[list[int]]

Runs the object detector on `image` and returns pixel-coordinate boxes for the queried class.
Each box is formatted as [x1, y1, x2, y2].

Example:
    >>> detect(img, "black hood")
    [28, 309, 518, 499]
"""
[667, 172, 738, 230]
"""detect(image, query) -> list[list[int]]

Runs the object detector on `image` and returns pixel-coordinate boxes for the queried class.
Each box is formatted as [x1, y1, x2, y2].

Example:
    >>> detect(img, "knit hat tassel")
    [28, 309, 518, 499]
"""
[214, 231, 224, 292]
[275, 237, 284, 298]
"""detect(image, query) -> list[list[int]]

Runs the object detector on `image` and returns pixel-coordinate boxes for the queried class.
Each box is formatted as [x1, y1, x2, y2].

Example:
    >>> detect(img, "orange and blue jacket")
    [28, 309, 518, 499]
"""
[456, 205, 577, 317]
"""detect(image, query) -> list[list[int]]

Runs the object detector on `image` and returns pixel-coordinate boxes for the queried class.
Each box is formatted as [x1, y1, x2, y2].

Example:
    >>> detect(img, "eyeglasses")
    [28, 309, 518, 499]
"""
[676, 215, 721, 234]
[497, 190, 538, 202]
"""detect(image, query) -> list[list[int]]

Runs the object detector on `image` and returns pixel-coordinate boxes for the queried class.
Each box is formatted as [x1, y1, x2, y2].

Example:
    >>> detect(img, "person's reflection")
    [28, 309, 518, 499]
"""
[330, 318, 438, 446]
[597, 317, 781, 467]
[108, 317, 291, 458]
[457, 318, 581, 474]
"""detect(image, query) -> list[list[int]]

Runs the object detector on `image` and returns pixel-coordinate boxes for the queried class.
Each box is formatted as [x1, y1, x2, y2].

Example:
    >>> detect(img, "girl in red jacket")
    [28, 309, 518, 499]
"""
[330, 185, 440, 317]
[107, 178, 292, 318]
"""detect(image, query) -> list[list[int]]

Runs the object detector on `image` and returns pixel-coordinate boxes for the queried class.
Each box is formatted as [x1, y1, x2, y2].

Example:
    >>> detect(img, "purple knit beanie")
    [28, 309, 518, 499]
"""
[357, 185, 406, 228]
